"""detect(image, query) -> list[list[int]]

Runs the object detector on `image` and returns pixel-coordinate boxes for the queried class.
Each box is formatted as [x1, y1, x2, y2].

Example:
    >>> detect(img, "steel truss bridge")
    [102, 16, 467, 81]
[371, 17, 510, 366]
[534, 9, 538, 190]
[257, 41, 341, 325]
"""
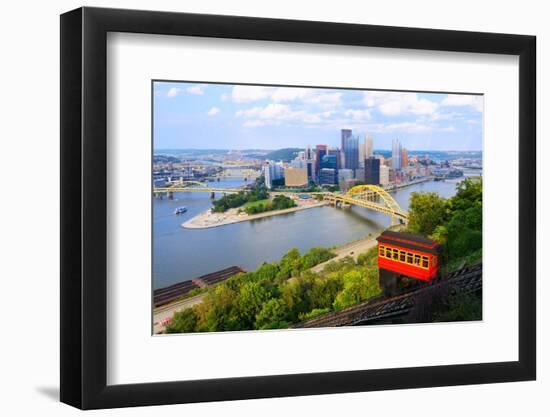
[207, 169, 260, 179]
[154, 182, 408, 223]
[153, 180, 245, 196]
[320, 184, 409, 225]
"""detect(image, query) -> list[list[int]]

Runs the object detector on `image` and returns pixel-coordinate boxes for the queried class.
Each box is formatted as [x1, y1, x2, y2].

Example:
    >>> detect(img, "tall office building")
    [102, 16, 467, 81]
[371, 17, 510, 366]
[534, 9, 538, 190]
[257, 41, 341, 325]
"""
[365, 134, 374, 158]
[392, 138, 402, 170]
[304, 144, 314, 160]
[365, 157, 381, 185]
[401, 146, 408, 168]
[319, 154, 338, 185]
[340, 129, 351, 168]
[303, 144, 315, 181]
[328, 148, 341, 170]
[341, 129, 359, 171]
[319, 169, 337, 185]
[264, 161, 284, 189]
[358, 140, 366, 168]
[315, 144, 328, 178]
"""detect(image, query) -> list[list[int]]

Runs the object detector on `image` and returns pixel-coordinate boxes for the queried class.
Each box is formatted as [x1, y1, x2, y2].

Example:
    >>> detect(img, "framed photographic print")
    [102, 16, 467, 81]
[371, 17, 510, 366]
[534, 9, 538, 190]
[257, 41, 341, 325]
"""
[60, 6, 536, 410]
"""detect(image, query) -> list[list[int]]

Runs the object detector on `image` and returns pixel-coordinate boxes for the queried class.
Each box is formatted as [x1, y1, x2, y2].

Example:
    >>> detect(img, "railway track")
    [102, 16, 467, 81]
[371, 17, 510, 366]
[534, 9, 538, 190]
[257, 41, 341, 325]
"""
[293, 263, 482, 328]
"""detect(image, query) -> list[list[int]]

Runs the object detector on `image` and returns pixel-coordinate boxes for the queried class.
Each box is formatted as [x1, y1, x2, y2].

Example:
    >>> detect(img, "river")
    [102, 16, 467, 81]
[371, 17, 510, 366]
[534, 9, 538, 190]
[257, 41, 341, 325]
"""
[153, 175, 477, 289]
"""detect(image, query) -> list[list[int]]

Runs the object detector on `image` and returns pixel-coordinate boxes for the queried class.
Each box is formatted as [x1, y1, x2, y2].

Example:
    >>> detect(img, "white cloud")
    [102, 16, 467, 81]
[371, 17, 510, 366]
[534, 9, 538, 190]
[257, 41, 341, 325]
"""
[166, 87, 181, 98]
[271, 88, 312, 102]
[207, 107, 220, 116]
[303, 92, 342, 108]
[237, 103, 295, 120]
[366, 121, 456, 134]
[230, 86, 342, 110]
[441, 94, 483, 112]
[440, 126, 456, 132]
[236, 103, 333, 128]
[186, 85, 205, 95]
[243, 120, 268, 128]
[166, 85, 205, 98]
[231, 86, 274, 103]
[363, 91, 438, 116]
[380, 122, 432, 133]
[344, 109, 372, 121]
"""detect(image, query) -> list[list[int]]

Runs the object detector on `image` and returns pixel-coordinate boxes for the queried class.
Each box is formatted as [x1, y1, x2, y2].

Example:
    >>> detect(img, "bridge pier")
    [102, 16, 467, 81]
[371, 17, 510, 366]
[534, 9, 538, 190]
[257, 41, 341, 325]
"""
[168, 192, 173, 200]
[210, 192, 215, 199]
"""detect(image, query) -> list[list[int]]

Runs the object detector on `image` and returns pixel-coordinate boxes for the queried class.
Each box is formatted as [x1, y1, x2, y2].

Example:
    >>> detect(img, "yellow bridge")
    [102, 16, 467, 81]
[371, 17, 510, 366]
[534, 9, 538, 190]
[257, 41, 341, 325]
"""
[320, 185, 409, 225]
[154, 182, 408, 224]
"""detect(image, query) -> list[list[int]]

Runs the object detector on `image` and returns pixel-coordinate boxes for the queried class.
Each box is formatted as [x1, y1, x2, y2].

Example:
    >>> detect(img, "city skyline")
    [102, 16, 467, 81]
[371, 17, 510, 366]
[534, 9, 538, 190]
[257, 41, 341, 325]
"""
[154, 82, 483, 151]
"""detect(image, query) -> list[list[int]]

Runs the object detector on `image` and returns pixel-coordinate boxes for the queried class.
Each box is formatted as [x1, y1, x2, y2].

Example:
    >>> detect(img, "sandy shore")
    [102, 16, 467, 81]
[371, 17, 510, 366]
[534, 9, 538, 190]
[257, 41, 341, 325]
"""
[182, 200, 328, 229]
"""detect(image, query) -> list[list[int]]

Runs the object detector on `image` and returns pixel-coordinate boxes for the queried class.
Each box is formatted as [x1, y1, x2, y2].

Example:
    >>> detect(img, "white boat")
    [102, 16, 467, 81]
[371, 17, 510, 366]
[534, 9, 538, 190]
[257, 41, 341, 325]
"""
[174, 206, 187, 215]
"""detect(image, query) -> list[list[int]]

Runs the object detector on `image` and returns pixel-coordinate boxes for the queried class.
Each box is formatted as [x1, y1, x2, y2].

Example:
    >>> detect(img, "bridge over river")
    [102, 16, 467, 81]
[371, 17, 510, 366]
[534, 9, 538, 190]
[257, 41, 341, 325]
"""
[154, 181, 409, 224]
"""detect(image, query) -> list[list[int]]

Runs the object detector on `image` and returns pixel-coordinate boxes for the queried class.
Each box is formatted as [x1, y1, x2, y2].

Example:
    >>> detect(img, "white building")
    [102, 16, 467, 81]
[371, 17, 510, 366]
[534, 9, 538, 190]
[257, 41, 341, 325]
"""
[290, 156, 306, 169]
[338, 168, 354, 182]
[365, 134, 374, 158]
[379, 165, 390, 186]
[358, 140, 365, 168]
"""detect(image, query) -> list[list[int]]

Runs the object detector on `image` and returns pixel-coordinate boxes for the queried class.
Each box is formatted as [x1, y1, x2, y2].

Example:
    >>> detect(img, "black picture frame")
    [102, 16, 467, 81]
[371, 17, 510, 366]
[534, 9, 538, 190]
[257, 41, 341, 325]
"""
[60, 6, 536, 410]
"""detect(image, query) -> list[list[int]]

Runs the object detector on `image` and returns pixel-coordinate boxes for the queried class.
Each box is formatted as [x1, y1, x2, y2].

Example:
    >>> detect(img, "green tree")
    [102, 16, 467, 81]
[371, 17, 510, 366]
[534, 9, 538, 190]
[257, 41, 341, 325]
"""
[278, 248, 302, 279]
[299, 307, 331, 321]
[165, 308, 198, 333]
[255, 298, 290, 329]
[309, 275, 343, 310]
[449, 177, 482, 213]
[280, 277, 313, 321]
[300, 247, 335, 269]
[237, 282, 271, 326]
[407, 191, 448, 236]
[333, 269, 380, 310]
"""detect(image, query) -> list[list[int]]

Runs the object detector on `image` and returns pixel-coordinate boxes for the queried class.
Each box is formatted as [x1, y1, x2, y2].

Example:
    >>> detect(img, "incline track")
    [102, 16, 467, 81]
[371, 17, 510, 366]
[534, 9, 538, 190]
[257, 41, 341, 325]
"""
[292, 263, 482, 328]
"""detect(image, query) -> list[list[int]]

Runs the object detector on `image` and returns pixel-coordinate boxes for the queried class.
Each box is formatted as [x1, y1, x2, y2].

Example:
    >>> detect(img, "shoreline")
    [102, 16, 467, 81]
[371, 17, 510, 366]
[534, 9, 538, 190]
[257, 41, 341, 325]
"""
[153, 232, 382, 333]
[182, 200, 328, 229]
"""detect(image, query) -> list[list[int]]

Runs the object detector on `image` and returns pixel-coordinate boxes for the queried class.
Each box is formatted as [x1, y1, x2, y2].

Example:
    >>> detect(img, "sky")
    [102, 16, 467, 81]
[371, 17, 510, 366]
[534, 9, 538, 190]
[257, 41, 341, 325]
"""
[153, 81, 483, 151]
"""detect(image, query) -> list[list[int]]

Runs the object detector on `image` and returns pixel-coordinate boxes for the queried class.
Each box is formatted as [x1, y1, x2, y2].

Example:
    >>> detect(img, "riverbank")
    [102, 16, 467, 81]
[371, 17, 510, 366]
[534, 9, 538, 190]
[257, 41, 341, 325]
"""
[384, 176, 435, 192]
[182, 200, 328, 229]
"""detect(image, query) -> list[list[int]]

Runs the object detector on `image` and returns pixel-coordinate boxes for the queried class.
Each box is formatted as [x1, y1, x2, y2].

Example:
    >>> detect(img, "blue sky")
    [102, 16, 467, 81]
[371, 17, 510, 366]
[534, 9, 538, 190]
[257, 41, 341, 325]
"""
[153, 81, 483, 151]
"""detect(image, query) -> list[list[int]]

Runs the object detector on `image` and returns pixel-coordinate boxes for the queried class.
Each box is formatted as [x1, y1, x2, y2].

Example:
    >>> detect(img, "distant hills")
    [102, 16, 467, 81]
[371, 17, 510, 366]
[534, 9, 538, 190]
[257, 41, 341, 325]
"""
[153, 148, 481, 163]
[248, 148, 302, 162]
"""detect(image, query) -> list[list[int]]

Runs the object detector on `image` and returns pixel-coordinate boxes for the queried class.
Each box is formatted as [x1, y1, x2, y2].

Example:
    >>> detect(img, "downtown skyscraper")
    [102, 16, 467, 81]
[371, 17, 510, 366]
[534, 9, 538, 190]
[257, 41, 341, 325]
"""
[341, 129, 359, 171]
[392, 138, 402, 170]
